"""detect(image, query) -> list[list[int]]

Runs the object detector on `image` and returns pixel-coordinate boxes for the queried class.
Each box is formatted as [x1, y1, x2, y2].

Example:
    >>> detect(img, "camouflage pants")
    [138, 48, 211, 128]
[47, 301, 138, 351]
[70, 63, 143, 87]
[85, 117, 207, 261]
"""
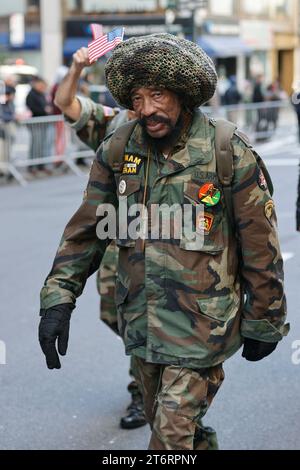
[134, 356, 224, 450]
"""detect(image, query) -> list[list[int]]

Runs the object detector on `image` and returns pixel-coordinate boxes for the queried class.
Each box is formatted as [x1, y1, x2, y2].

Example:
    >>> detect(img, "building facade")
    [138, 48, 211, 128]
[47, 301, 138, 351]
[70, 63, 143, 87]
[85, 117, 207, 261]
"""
[0, 0, 299, 95]
[0, 0, 41, 69]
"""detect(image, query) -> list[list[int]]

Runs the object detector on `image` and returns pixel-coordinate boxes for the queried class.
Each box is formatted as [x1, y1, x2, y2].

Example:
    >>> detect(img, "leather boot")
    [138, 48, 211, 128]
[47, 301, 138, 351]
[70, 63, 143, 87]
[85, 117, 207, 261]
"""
[120, 381, 147, 430]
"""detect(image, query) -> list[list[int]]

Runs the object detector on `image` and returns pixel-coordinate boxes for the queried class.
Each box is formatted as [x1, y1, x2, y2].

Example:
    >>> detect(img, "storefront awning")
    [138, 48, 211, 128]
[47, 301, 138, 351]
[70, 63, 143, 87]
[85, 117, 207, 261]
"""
[63, 37, 90, 56]
[197, 35, 252, 58]
[0, 32, 40, 50]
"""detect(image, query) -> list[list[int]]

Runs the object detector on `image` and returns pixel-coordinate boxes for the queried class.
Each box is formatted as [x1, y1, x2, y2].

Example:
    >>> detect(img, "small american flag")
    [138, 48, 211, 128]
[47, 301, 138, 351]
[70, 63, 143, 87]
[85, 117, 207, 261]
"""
[88, 27, 125, 63]
[90, 23, 103, 40]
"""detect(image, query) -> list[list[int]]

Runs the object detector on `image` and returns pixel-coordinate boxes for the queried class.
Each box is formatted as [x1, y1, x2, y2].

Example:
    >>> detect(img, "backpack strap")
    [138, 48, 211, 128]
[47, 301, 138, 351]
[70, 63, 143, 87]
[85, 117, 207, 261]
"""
[108, 119, 138, 168]
[214, 118, 237, 228]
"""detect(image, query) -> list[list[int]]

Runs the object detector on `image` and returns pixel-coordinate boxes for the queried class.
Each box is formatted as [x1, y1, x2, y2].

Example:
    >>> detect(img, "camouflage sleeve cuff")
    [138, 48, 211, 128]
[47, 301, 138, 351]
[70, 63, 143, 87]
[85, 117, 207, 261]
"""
[241, 319, 290, 343]
[40, 286, 76, 310]
[64, 96, 104, 131]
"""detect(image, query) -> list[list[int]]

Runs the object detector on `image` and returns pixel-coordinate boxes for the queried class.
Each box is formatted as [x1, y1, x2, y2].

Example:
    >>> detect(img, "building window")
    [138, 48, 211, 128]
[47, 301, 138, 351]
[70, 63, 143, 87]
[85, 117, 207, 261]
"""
[242, 0, 269, 16]
[274, 0, 292, 16]
[67, 0, 82, 13]
[210, 0, 233, 16]
[81, 0, 159, 13]
[27, 0, 40, 10]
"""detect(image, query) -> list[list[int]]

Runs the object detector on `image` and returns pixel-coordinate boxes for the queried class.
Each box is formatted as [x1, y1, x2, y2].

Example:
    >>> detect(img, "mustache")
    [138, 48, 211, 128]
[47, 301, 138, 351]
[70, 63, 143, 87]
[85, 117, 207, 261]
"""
[139, 115, 173, 128]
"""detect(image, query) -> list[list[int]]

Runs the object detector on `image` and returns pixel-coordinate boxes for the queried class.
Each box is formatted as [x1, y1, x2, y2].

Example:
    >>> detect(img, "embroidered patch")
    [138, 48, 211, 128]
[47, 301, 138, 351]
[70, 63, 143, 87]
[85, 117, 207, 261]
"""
[258, 170, 267, 191]
[264, 200, 274, 221]
[196, 212, 214, 234]
[192, 170, 219, 184]
[122, 154, 143, 174]
[103, 105, 116, 117]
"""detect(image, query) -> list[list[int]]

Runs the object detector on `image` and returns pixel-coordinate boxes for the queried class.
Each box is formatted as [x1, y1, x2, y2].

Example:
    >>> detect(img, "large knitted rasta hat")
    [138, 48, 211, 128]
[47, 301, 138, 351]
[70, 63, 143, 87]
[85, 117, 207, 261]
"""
[105, 33, 218, 110]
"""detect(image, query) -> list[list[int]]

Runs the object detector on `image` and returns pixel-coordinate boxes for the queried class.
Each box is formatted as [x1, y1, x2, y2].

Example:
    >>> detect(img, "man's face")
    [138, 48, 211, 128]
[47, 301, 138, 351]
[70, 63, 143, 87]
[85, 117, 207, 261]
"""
[34, 80, 47, 94]
[131, 87, 182, 139]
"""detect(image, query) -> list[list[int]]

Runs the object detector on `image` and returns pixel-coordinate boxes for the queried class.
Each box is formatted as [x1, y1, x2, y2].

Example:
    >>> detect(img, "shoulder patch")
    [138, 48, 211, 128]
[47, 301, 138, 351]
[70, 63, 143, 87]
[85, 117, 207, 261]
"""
[264, 199, 275, 224]
[103, 105, 116, 118]
[122, 154, 143, 175]
[258, 169, 268, 191]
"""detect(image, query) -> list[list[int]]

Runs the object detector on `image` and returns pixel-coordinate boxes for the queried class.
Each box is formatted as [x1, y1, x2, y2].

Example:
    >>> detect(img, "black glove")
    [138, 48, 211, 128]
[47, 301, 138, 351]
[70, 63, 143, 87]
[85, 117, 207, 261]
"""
[242, 338, 278, 362]
[39, 303, 74, 369]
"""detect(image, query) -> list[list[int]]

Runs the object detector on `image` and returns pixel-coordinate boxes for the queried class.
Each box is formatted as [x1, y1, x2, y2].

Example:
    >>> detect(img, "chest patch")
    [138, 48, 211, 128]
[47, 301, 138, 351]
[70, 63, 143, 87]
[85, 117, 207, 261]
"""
[192, 170, 219, 184]
[122, 154, 143, 175]
[196, 212, 214, 234]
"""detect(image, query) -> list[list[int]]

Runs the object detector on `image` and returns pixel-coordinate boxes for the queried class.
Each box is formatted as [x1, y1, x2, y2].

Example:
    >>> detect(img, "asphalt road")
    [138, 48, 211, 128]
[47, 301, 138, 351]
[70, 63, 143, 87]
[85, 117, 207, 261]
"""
[0, 133, 299, 450]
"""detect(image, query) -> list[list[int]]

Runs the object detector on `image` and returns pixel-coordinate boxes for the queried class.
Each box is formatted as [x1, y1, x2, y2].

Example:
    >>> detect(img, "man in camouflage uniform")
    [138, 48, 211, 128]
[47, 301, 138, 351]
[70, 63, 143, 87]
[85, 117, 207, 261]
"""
[53, 47, 146, 430]
[39, 34, 289, 450]
[53, 45, 218, 446]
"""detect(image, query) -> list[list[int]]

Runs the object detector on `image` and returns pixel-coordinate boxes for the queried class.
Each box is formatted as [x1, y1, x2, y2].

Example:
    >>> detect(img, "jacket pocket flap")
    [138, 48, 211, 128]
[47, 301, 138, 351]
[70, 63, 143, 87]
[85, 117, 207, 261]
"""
[197, 292, 240, 322]
[115, 277, 130, 306]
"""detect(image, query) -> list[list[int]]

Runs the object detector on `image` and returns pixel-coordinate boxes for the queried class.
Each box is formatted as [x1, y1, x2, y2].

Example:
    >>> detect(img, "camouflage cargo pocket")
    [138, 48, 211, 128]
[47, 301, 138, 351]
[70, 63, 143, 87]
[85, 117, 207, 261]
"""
[115, 275, 145, 340]
[180, 181, 224, 253]
[196, 291, 240, 323]
[158, 366, 212, 419]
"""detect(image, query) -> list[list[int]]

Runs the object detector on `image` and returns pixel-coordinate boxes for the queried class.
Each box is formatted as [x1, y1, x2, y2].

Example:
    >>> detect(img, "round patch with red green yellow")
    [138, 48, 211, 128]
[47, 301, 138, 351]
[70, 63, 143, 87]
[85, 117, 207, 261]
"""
[198, 183, 221, 207]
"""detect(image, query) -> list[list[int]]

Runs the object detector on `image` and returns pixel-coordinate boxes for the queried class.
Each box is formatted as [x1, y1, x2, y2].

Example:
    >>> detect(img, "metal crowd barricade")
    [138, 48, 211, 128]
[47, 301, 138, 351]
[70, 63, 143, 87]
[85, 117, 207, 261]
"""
[2, 114, 94, 186]
[0, 119, 22, 182]
[204, 99, 294, 141]
[0, 100, 296, 186]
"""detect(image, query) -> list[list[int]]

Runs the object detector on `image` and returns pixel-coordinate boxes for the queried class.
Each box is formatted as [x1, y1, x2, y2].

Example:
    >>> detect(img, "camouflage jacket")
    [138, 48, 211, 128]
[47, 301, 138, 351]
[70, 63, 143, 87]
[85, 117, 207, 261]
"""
[41, 109, 288, 368]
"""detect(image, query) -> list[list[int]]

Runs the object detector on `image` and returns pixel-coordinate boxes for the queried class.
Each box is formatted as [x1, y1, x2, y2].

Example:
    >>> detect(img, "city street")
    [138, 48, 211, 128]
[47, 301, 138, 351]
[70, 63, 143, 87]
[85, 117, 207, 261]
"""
[0, 132, 299, 450]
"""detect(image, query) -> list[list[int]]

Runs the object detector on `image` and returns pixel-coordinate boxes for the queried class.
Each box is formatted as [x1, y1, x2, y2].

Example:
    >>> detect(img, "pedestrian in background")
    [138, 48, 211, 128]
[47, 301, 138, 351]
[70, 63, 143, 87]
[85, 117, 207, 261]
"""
[252, 74, 267, 137]
[50, 66, 68, 160]
[265, 80, 283, 133]
[26, 76, 51, 173]
[223, 75, 241, 124]
[0, 84, 16, 177]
